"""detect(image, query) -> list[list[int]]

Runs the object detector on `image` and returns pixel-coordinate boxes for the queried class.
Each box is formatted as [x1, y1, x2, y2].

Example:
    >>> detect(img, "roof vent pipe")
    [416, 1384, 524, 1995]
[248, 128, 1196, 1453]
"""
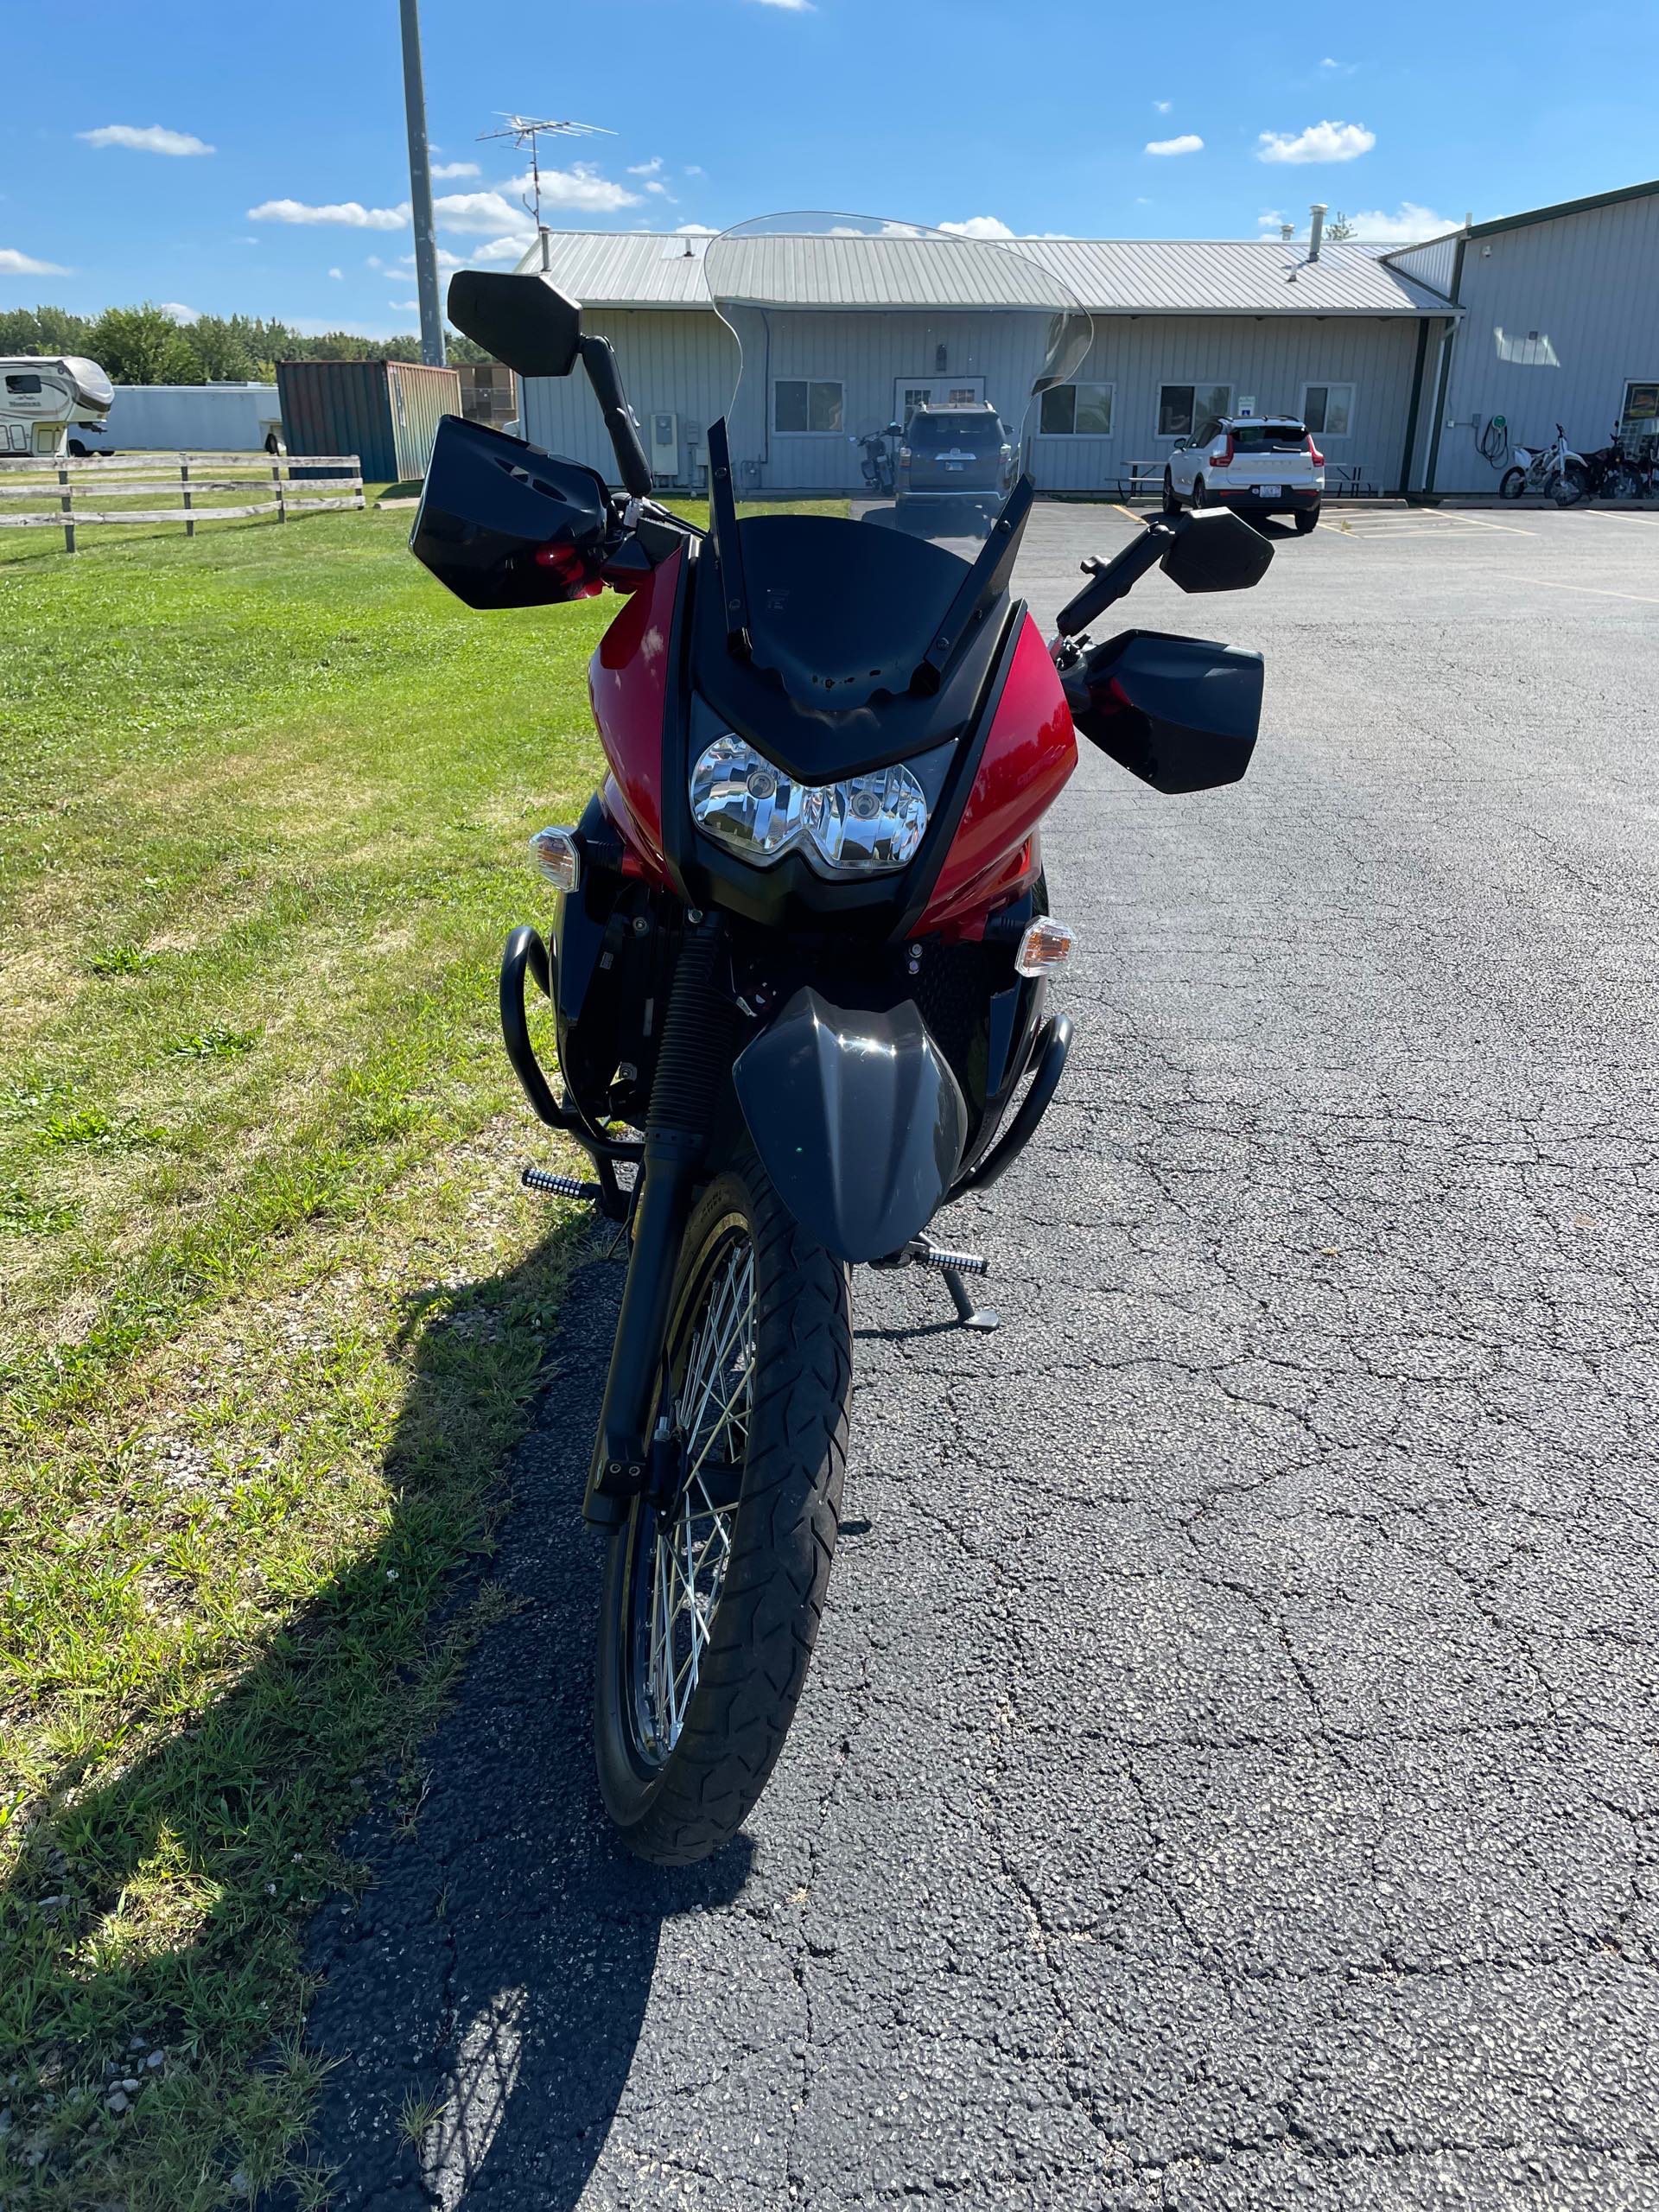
[1308, 203, 1327, 261]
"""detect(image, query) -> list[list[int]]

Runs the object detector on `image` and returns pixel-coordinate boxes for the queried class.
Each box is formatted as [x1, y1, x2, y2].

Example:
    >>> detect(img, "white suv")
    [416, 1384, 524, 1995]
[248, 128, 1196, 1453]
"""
[1164, 414, 1324, 533]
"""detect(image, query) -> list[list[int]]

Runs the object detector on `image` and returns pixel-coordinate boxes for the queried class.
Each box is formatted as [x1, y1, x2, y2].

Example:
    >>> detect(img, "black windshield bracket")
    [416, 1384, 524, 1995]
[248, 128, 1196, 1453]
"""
[910, 475, 1034, 696]
[705, 417, 753, 661]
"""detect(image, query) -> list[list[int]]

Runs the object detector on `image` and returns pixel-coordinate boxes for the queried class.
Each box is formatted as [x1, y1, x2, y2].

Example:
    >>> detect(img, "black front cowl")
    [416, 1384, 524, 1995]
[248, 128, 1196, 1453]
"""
[691, 515, 1012, 784]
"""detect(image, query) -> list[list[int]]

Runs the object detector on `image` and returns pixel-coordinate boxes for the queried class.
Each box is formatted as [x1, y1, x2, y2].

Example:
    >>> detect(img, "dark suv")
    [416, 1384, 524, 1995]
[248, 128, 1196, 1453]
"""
[895, 402, 1015, 507]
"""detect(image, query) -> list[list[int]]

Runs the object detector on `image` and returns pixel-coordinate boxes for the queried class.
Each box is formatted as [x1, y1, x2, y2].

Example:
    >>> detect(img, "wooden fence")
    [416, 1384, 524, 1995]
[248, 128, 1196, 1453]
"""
[0, 452, 365, 553]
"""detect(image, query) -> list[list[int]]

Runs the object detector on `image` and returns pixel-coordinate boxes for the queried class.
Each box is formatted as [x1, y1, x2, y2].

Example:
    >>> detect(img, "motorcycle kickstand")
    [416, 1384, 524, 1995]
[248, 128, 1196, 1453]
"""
[874, 1236, 1001, 1332]
[942, 1264, 1001, 1332]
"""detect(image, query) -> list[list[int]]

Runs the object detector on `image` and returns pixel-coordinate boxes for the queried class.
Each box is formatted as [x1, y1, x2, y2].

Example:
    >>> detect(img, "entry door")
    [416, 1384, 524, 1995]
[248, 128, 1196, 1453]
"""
[893, 375, 986, 424]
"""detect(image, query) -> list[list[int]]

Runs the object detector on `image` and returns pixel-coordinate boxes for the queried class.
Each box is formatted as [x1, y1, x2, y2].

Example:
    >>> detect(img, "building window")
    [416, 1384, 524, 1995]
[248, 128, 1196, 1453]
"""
[1301, 383, 1355, 437]
[1621, 379, 1659, 429]
[1039, 382, 1116, 436]
[1159, 384, 1232, 439]
[773, 379, 843, 435]
[4, 372, 43, 396]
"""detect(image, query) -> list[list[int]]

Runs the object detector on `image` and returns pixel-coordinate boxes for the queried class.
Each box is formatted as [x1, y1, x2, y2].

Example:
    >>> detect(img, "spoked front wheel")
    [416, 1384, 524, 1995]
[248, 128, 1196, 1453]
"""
[594, 1157, 852, 1863]
[1499, 467, 1527, 500]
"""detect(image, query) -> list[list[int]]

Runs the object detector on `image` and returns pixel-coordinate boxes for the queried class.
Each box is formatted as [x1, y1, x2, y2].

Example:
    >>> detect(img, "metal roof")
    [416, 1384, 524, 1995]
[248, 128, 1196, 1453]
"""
[523, 231, 1454, 317]
[1465, 175, 1659, 240]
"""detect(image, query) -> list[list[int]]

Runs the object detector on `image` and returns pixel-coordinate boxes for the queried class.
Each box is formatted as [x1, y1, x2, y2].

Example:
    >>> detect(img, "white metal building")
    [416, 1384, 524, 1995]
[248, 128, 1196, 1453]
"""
[515, 179, 1659, 501]
[518, 225, 1450, 498]
[1391, 180, 1659, 493]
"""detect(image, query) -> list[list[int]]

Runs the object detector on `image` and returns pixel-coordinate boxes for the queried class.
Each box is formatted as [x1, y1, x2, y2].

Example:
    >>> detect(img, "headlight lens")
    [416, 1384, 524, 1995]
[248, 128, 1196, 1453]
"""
[690, 737, 928, 875]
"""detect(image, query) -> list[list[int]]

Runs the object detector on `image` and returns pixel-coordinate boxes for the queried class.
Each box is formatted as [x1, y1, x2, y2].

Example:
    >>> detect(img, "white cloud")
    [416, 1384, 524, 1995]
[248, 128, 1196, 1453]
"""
[684, 165, 705, 178]
[389, 299, 421, 313]
[494, 165, 641, 214]
[328, 265, 343, 279]
[749, 0, 813, 10]
[1319, 55, 1357, 72]
[1147, 133, 1204, 156]
[1344, 200, 1455, 242]
[79, 123, 213, 156]
[674, 222, 716, 236]
[627, 157, 664, 177]
[1153, 99, 1172, 113]
[645, 180, 675, 199]
[1257, 119, 1375, 163]
[435, 190, 526, 234]
[161, 302, 200, 323]
[0, 245, 69, 276]
[398, 245, 467, 271]
[430, 160, 480, 180]
[250, 198, 410, 229]
[470, 233, 537, 262]
[938, 215, 1015, 238]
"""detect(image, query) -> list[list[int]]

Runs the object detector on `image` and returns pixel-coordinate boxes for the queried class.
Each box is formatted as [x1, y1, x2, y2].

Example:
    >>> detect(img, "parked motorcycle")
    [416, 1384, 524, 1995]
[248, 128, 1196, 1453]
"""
[1501, 423, 1588, 505]
[1578, 426, 1643, 502]
[852, 423, 900, 497]
[410, 214, 1274, 1863]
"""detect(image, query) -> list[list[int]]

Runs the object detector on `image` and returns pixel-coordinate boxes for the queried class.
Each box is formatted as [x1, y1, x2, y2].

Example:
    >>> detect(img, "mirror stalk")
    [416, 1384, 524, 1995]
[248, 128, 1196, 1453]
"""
[580, 334, 653, 499]
[1054, 522, 1169, 636]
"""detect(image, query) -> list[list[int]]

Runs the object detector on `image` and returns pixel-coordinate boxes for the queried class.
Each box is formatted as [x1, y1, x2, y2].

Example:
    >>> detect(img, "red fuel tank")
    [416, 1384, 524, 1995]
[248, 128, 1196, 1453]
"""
[588, 545, 683, 880]
[919, 612, 1077, 935]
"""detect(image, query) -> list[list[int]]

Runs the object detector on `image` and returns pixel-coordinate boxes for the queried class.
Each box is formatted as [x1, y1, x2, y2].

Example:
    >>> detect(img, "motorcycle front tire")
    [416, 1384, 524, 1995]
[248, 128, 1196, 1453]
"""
[594, 1153, 852, 1864]
[1499, 467, 1527, 500]
[1551, 466, 1587, 508]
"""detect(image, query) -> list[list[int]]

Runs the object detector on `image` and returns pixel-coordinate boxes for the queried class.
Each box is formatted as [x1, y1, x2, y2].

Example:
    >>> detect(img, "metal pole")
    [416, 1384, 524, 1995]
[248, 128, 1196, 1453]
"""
[398, 0, 445, 368]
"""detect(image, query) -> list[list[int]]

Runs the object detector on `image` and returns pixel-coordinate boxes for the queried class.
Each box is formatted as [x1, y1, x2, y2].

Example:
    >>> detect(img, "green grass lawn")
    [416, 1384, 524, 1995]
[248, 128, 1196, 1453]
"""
[0, 505, 611, 2207]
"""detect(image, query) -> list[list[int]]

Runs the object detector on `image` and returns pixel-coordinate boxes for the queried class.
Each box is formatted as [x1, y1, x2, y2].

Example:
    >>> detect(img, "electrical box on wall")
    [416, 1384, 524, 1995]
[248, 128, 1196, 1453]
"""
[648, 410, 679, 480]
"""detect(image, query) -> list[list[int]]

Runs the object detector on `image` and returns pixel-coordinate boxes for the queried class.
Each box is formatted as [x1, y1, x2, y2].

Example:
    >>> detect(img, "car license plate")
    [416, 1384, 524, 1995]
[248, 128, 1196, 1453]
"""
[1254, 482, 1283, 497]
[944, 461, 963, 472]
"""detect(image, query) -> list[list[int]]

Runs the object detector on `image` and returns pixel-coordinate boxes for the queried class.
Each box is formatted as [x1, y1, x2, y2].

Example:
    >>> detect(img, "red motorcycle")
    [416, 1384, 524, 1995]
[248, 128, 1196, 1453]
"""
[412, 215, 1272, 1862]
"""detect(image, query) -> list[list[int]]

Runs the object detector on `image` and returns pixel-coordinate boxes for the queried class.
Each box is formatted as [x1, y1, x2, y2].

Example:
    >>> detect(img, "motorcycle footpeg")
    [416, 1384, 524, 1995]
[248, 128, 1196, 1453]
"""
[520, 1164, 604, 1203]
[873, 1236, 1001, 1331]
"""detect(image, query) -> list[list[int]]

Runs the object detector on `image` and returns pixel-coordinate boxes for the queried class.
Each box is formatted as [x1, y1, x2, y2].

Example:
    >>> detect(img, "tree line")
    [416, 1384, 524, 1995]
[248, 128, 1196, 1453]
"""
[0, 302, 487, 384]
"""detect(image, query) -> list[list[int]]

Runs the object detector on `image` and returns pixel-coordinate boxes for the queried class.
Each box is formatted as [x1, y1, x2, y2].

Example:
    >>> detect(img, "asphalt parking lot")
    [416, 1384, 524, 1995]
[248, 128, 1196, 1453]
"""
[294, 504, 1659, 2211]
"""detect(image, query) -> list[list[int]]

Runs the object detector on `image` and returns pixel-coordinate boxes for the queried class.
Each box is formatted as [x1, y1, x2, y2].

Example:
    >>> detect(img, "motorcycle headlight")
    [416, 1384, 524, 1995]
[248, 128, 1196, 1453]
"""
[690, 737, 928, 876]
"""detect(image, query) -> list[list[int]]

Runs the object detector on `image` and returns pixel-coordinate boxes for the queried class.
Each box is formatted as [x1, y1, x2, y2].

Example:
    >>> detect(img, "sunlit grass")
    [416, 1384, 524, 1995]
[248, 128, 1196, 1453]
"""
[0, 506, 604, 2207]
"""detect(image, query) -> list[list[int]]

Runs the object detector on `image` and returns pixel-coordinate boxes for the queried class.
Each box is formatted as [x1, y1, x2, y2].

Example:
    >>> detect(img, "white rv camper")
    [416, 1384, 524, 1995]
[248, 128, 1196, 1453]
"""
[0, 357, 114, 456]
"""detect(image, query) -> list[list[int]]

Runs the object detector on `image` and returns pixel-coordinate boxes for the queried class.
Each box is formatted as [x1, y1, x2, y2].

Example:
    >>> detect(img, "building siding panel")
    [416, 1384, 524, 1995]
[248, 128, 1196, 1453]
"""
[1431, 194, 1659, 491]
[524, 306, 1424, 495]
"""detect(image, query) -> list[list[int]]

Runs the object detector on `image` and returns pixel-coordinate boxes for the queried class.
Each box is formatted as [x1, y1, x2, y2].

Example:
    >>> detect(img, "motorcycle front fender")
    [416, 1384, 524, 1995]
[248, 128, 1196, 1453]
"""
[732, 988, 968, 1264]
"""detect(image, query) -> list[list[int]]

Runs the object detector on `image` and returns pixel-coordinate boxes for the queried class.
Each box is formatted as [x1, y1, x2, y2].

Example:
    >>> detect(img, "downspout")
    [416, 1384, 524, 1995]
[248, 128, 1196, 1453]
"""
[1397, 316, 1432, 493]
[1421, 232, 1468, 496]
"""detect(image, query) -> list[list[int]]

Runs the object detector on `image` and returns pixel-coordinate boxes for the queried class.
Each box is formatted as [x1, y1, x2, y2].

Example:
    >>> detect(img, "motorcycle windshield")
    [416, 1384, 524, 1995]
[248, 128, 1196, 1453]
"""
[703, 214, 1090, 706]
[707, 214, 1090, 544]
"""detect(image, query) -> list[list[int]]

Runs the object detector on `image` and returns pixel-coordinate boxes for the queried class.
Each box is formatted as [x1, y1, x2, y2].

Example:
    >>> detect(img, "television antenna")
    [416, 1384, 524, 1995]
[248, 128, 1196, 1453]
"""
[479, 114, 616, 250]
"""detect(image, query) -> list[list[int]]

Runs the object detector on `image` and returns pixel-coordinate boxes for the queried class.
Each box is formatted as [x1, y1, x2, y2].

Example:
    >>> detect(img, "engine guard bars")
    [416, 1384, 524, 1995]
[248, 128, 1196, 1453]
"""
[499, 923, 639, 1210]
[956, 1012, 1073, 1196]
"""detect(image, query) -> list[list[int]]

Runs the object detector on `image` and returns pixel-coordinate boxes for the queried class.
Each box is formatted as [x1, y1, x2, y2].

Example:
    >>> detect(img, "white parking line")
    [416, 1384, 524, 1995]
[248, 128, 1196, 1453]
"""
[1574, 507, 1659, 529]
[1433, 511, 1536, 537]
[1530, 577, 1659, 607]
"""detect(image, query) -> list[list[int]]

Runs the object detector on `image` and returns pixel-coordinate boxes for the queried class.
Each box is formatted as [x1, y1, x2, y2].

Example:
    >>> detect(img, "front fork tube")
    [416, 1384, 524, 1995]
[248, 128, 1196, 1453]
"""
[583, 918, 729, 1528]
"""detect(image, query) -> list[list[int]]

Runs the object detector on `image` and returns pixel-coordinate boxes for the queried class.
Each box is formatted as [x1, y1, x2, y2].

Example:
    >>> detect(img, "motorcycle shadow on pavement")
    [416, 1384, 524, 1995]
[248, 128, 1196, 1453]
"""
[283, 1235, 756, 2209]
[7, 1221, 747, 2209]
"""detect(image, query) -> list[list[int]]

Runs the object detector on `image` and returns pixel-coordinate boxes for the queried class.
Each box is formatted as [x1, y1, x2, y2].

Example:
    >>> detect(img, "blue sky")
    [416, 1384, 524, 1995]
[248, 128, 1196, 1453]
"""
[3, 0, 1655, 332]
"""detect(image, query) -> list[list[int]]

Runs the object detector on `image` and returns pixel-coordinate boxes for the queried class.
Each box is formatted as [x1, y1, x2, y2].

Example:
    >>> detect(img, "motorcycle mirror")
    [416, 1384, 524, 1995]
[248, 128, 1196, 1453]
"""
[1160, 509, 1274, 594]
[446, 270, 583, 378]
[887, 421, 902, 435]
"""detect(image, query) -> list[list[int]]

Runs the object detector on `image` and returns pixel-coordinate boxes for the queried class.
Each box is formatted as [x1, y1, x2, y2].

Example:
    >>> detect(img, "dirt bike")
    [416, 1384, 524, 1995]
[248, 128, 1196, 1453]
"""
[410, 213, 1273, 1863]
[1501, 424, 1588, 505]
